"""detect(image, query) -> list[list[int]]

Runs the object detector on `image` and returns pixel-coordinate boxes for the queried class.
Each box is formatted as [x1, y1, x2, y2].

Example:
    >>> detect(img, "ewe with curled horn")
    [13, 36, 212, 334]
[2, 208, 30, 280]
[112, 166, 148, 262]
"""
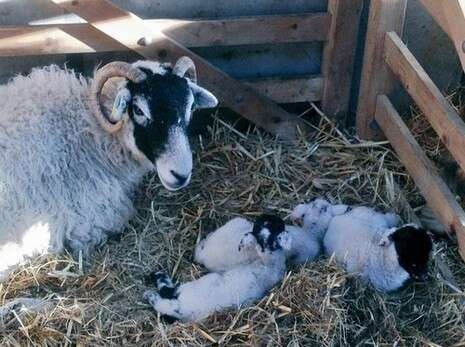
[172, 56, 197, 84]
[90, 61, 147, 134]
[0, 56, 218, 294]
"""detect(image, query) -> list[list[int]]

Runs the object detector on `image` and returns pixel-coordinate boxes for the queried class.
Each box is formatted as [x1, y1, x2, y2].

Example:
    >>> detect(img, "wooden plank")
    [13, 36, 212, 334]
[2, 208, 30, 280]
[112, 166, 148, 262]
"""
[50, 0, 310, 140]
[375, 95, 465, 261]
[420, 0, 465, 72]
[419, 0, 452, 38]
[0, 13, 331, 57]
[384, 31, 465, 174]
[245, 76, 323, 104]
[321, 0, 363, 123]
[441, 0, 465, 72]
[356, 0, 407, 140]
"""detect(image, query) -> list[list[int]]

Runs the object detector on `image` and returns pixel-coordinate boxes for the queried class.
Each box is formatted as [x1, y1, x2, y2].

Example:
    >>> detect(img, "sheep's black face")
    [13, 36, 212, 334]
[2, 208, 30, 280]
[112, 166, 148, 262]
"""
[391, 226, 432, 281]
[252, 214, 286, 251]
[121, 64, 217, 191]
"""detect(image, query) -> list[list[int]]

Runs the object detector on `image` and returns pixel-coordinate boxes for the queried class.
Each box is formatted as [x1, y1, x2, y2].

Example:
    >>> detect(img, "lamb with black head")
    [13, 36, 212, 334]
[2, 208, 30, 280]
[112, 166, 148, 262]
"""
[323, 206, 432, 292]
[144, 214, 290, 322]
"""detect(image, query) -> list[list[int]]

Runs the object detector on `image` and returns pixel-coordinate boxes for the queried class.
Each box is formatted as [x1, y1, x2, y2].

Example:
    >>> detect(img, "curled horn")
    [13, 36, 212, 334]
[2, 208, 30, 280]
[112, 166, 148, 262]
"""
[90, 61, 146, 134]
[172, 56, 197, 84]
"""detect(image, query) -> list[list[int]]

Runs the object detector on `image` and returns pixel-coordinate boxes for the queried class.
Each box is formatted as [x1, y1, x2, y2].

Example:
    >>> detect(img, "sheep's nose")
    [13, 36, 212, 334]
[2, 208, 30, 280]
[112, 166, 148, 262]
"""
[170, 170, 189, 186]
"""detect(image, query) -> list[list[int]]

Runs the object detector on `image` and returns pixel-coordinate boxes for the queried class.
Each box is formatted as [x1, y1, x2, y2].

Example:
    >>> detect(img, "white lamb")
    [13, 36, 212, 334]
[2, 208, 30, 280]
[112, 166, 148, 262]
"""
[144, 215, 290, 322]
[290, 198, 350, 240]
[323, 206, 432, 292]
[194, 216, 320, 271]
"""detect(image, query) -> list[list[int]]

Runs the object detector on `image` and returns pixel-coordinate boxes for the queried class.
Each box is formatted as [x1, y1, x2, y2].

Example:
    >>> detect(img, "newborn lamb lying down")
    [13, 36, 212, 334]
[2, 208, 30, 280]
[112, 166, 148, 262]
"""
[323, 206, 433, 292]
[144, 215, 291, 322]
[194, 216, 320, 271]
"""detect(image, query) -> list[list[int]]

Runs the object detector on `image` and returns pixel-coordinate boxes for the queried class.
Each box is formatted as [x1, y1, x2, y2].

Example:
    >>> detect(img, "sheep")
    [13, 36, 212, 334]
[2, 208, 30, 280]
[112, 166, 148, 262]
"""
[0, 57, 218, 282]
[144, 214, 291, 322]
[194, 217, 320, 272]
[290, 198, 350, 240]
[323, 206, 432, 292]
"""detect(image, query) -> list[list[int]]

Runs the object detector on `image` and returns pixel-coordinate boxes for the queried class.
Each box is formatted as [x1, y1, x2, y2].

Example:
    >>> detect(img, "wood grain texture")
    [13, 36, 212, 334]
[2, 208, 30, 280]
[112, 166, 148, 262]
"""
[420, 0, 465, 71]
[245, 76, 323, 104]
[321, 0, 363, 123]
[0, 13, 331, 57]
[50, 0, 310, 139]
[356, 0, 407, 140]
[375, 95, 465, 261]
[384, 31, 465, 174]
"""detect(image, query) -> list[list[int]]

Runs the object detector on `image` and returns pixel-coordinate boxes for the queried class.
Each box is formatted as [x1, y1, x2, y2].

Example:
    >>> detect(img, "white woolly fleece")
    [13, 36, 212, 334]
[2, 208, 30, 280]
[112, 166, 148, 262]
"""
[145, 248, 287, 322]
[194, 217, 321, 271]
[323, 206, 408, 292]
[0, 65, 154, 278]
[194, 217, 255, 272]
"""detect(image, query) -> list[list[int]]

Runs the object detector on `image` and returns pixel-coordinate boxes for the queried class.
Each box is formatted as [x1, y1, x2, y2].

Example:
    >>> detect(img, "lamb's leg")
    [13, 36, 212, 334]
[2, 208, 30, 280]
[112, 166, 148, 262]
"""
[143, 291, 181, 321]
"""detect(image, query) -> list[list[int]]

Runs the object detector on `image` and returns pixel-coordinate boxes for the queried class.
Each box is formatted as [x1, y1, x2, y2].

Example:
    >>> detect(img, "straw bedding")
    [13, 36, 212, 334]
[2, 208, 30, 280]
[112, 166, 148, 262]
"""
[1, 104, 464, 346]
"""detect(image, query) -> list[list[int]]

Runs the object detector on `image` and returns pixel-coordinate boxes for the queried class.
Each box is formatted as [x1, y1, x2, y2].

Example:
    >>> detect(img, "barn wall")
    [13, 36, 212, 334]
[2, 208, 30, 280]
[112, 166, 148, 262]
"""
[0, 0, 461, 113]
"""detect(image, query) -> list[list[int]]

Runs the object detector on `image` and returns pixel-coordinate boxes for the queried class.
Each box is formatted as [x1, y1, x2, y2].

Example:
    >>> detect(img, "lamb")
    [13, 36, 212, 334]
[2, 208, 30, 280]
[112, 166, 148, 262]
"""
[144, 214, 290, 322]
[323, 206, 432, 292]
[194, 217, 256, 272]
[0, 57, 218, 281]
[284, 224, 321, 264]
[290, 198, 350, 240]
[194, 216, 320, 272]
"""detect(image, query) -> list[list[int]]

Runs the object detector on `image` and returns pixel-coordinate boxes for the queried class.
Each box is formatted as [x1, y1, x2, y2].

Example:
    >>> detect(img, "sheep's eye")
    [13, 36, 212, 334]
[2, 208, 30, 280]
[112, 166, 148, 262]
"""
[133, 104, 144, 116]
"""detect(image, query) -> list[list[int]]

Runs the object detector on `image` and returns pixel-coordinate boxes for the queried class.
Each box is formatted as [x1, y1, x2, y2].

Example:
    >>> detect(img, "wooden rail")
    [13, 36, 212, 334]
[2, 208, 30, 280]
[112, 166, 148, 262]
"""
[356, 0, 465, 261]
[384, 32, 465, 174]
[0, 14, 331, 57]
[49, 0, 310, 140]
[375, 95, 465, 259]
[419, 0, 465, 72]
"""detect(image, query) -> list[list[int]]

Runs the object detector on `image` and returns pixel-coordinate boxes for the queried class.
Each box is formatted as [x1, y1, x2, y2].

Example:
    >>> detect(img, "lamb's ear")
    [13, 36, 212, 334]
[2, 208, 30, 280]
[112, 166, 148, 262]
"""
[238, 233, 256, 251]
[379, 227, 397, 247]
[188, 81, 218, 109]
[290, 204, 308, 222]
[278, 232, 292, 251]
[111, 88, 131, 122]
[331, 204, 349, 216]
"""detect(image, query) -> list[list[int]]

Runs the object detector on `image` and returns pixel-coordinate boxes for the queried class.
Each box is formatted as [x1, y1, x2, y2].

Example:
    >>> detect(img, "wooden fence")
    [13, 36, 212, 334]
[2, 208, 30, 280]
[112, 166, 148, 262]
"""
[0, 0, 363, 140]
[356, 0, 465, 260]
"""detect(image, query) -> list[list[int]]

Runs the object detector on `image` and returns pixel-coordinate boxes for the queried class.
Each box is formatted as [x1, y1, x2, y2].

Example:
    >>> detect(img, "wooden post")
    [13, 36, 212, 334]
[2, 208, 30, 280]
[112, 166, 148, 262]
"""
[375, 95, 465, 261]
[356, 0, 407, 140]
[50, 0, 310, 140]
[321, 0, 363, 124]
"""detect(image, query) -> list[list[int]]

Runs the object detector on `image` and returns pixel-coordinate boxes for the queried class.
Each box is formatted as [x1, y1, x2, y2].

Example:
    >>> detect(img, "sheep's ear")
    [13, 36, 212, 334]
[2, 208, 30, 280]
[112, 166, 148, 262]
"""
[278, 232, 292, 251]
[379, 227, 397, 247]
[331, 204, 349, 216]
[111, 88, 131, 121]
[189, 81, 218, 109]
[238, 233, 256, 251]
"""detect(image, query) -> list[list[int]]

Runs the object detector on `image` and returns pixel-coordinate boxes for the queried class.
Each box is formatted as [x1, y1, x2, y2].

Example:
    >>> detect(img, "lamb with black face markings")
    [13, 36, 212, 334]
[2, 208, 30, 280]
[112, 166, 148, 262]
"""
[0, 57, 218, 281]
[144, 215, 291, 323]
[323, 206, 433, 292]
